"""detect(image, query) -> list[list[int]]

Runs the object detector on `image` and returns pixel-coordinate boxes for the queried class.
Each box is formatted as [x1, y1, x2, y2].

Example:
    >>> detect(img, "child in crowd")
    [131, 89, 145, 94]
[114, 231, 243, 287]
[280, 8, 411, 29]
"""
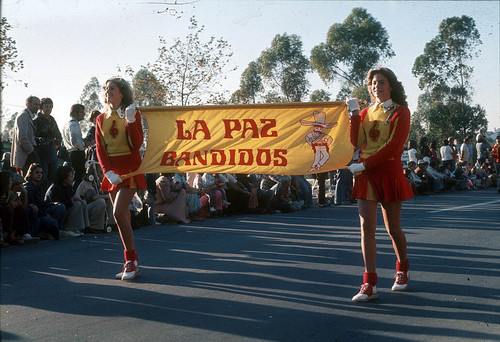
[24, 163, 64, 240]
[174, 173, 204, 220]
[1, 171, 31, 246]
[75, 161, 109, 233]
[45, 165, 87, 237]
[271, 175, 297, 213]
[452, 162, 469, 190]
[11, 173, 41, 243]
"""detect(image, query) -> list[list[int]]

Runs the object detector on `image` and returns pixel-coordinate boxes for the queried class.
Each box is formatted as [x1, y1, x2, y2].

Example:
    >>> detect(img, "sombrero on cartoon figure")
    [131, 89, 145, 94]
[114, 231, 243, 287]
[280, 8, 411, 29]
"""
[300, 111, 337, 128]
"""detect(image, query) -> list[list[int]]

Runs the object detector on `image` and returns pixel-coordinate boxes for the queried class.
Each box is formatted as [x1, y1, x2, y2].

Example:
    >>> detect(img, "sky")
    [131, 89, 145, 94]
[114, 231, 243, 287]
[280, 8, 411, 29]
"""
[1, 0, 499, 133]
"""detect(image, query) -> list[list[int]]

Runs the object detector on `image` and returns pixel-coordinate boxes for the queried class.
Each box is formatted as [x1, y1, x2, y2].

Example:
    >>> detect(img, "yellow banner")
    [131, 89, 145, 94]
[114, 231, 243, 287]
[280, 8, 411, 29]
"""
[129, 102, 353, 176]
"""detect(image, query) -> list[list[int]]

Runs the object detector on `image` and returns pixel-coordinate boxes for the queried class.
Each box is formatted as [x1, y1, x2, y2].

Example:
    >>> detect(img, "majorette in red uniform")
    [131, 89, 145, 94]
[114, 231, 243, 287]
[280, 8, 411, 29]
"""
[347, 70, 412, 303]
[349, 99, 414, 202]
[95, 107, 146, 192]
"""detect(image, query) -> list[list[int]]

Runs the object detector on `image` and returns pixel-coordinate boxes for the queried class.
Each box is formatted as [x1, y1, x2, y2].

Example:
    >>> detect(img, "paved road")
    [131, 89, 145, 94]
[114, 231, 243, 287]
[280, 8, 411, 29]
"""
[1, 188, 499, 342]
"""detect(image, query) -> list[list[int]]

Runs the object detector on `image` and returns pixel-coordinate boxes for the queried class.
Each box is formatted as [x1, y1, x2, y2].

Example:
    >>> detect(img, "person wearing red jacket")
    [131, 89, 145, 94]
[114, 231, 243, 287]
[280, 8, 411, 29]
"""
[490, 135, 500, 193]
[95, 77, 146, 280]
[346, 67, 414, 302]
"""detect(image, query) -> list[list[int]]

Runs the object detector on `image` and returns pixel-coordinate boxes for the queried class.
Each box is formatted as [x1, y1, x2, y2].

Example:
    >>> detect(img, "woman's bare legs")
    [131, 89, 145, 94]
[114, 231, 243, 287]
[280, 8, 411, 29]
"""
[352, 199, 380, 301]
[357, 199, 378, 273]
[381, 201, 407, 262]
[109, 188, 136, 251]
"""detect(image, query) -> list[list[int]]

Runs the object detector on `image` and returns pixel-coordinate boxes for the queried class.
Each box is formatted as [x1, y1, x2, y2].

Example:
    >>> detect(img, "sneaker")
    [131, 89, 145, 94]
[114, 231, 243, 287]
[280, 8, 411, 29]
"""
[223, 200, 231, 206]
[64, 231, 83, 238]
[209, 207, 217, 212]
[352, 283, 378, 302]
[23, 234, 40, 244]
[115, 260, 140, 280]
[391, 271, 409, 291]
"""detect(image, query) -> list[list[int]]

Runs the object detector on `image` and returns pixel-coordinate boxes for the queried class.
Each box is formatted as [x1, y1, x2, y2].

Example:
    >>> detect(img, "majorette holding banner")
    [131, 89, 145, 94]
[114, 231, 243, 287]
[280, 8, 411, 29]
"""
[122, 101, 353, 178]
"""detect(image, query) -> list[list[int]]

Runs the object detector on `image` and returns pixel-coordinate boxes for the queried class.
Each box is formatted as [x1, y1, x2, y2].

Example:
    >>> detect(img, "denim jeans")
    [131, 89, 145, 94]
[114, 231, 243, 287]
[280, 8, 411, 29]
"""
[36, 144, 58, 186]
[46, 203, 66, 231]
[334, 168, 353, 204]
[495, 162, 500, 190]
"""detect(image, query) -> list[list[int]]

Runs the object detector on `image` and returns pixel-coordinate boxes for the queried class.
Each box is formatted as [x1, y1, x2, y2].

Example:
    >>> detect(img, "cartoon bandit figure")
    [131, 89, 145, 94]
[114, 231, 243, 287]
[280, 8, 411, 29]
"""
[300, 111, 337, 172]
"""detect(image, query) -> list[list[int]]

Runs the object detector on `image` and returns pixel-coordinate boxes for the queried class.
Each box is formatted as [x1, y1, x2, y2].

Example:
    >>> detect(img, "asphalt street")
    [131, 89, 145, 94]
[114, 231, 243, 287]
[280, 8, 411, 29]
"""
[1, 188, 499, 342]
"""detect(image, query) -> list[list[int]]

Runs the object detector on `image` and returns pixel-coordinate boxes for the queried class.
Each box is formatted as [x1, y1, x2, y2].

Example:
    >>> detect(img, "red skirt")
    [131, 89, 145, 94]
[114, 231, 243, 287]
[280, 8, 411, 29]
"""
[100, 154, 146, 193]
[351, 159, 414, 202]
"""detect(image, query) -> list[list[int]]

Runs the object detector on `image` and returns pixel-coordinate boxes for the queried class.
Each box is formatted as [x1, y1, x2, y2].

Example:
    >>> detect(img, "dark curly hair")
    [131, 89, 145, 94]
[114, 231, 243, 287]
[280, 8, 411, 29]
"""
[55, 165, 74, 185]
[40, 97, 53, 108]
[366, 67, 408, 107]
[104, 77, 134, 109]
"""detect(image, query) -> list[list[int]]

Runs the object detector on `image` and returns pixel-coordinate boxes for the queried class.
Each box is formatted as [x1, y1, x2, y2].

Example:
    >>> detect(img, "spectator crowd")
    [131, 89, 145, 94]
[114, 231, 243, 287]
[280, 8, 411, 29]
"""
[1, 95, 499, 248]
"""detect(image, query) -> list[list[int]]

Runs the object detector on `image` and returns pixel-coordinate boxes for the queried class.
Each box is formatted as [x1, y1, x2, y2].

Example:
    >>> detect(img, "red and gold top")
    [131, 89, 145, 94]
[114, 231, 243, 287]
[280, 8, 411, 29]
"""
[349, 100, 413, 202]
[95, 109, 146, 192]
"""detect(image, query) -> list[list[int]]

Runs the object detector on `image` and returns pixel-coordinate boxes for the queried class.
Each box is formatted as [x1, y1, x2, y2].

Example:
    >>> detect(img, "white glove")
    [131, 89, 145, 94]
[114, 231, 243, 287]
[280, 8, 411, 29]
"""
[105, 170, 123, 185]
[348, 162, 366, 174]
[125, 104, 137, 123]
[346, 98, 360, 113]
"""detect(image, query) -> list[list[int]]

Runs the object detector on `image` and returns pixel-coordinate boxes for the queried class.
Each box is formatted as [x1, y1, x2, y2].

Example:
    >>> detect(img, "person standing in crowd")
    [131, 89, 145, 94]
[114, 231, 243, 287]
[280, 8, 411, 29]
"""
[459, 136, 471, 166]
[84, 109, 101, 162]
[429, 140, 440, 164]
[440, 139, 454, 170]
[62, 104, 88, 192]
[95, 77, 146, 281]
[314, 171, 329, 207]
[476, 135, 489, 165]
[33, 97, 62, 188]
[476, 128, 486, 143]
[11, 96, 40, 176]
[490, 135, 500, 193]
[448, 137, 458, 170]
[418, 137, 431, 159]
[406, 139, 421, 165]
[334, 167, 353, 205]
[466, 135, 474, 164]
[346, 67, 414, 302]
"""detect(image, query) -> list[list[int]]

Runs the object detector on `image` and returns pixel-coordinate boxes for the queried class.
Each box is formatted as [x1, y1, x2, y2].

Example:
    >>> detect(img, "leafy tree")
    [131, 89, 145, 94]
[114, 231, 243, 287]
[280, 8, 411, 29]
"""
[310, 89, 331, 102]
[1, 111, 16, 142]
[229, 89, 245, 104]
[132, 68, 167, 107]
[409, 93, 431, 142]
[257, 33, 310, 102]
[263, 91, 285, 104]
[0, 17, 25, 90]
[412, 15, 481, 104]
[237, 61, 263, 104]
[79, 77, 103, 133]
[412, 16, 486, 140]
[80, 77, 103, 113]
[151, 16, 236, 106]
[310, 8, 394, 97]
[412, 93, 487, 142]
[335, 86, 353, 102]
[351, 85, 371, 104]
